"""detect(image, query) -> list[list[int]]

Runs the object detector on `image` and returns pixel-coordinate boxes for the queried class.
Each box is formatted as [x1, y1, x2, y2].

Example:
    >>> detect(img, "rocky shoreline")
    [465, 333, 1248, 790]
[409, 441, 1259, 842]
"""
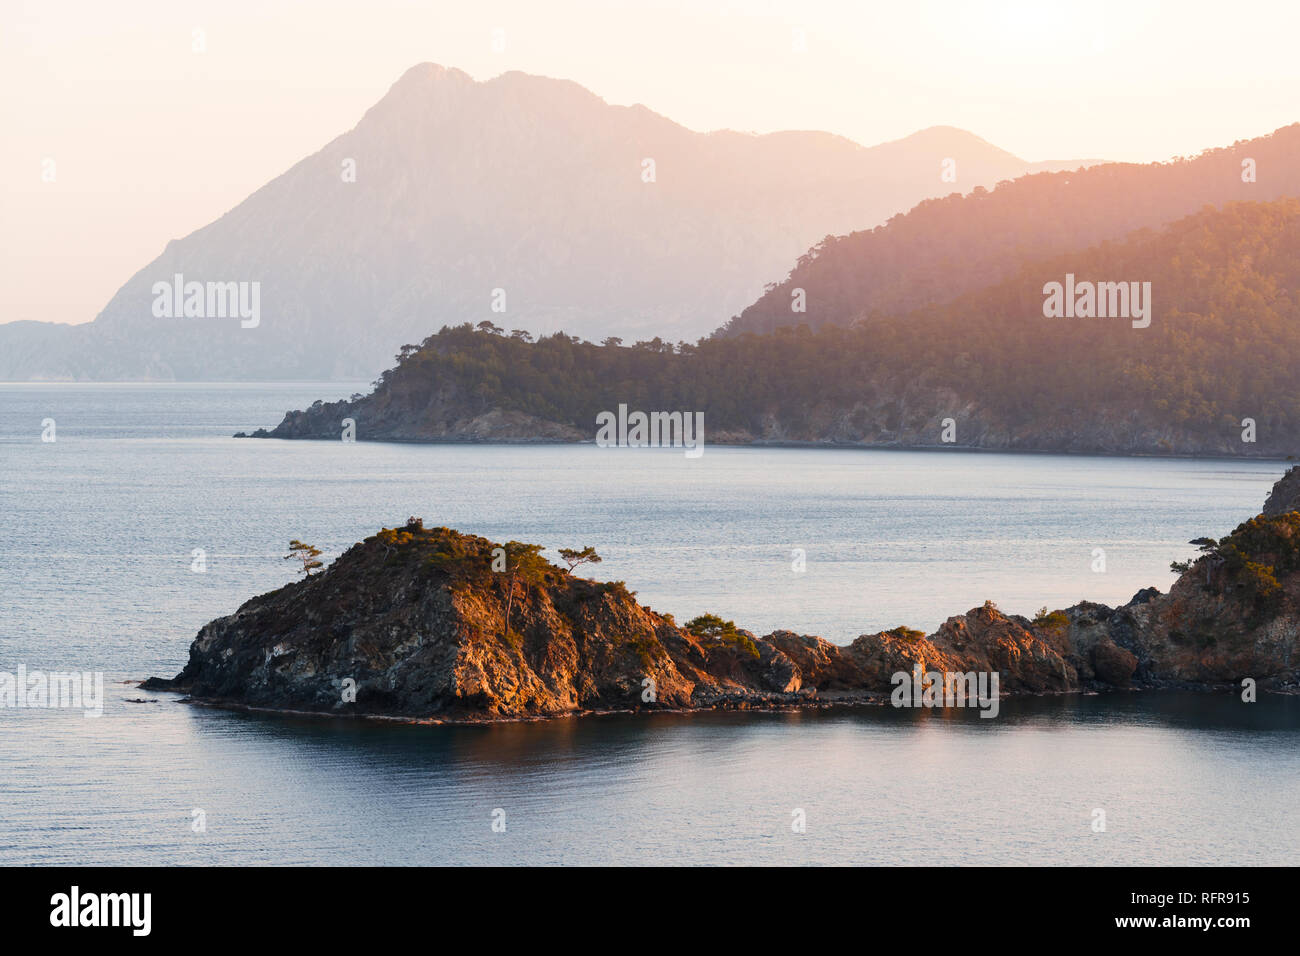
[169, 688, 898, 725]
[237, 394, 1300, 459]
[143, 467, 1300, 721]
[238, 425, 1300, 465]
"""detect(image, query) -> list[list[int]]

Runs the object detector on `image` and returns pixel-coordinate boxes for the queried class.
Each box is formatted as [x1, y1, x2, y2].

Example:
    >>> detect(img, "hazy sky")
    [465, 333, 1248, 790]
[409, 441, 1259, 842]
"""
[4, 0, 1299, 326]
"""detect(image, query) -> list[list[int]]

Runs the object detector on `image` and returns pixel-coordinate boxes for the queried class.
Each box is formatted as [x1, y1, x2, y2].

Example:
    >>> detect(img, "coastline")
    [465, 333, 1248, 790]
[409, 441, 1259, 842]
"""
[143, 679, 1297, 727]
[234, 430, 1299, 463]
[140, 496, 1300, 725]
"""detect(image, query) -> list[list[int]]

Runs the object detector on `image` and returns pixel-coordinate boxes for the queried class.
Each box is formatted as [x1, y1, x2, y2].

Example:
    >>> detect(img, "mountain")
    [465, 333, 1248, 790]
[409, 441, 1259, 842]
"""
[141, 471, 1300, 720]
[245, 199, 1300, 458]
[0, 64, 1095, 382]
[722, 123, 1300, 336]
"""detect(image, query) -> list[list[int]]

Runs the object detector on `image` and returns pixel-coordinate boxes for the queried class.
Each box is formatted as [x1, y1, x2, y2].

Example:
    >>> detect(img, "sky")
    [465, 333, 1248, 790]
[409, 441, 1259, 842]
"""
[4, 0, 1300, 326]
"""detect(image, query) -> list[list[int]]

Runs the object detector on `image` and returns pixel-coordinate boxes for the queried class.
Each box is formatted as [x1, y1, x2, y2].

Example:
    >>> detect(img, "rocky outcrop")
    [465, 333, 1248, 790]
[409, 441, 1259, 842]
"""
[1102, 527, 1300, 686]
[142, 520, 1115, 720]
[1054, 472, 1300, 689]
[1264, 466, 1300, 516]
[144, 469, 1300, 720]
[250, 395, 585, 443]
[143, 522, 828, 718]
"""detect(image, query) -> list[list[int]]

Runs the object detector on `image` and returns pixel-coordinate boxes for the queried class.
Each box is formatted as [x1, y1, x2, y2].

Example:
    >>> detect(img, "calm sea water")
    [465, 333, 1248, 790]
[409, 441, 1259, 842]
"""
[1, 383, 1297, 865]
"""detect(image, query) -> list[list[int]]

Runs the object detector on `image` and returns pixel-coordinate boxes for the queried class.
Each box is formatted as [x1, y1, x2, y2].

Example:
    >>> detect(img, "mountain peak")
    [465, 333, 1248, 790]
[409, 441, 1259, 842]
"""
[884, 124, 1018, 159]
[0, 63, 1107, 381]
[359, 62, 478, 126]
[391, 62, 474, 89]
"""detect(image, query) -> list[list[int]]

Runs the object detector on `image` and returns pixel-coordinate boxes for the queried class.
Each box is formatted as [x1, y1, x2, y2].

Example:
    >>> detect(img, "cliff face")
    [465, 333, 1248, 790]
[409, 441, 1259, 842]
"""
[145, 473, 1300, 720]
[1090, 512, 1300, 686]
[1264, 466, 1300, 516]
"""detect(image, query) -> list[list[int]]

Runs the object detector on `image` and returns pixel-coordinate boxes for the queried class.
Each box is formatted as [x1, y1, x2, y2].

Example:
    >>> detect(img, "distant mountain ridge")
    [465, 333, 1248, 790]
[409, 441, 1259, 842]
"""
[0, 63, 1095, 381]
[722, 123, 1300, 336]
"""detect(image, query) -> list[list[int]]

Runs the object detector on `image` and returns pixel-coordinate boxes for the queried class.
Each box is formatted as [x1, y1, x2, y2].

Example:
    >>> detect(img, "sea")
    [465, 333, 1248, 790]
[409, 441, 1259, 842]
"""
[1, 382, 1296, 865]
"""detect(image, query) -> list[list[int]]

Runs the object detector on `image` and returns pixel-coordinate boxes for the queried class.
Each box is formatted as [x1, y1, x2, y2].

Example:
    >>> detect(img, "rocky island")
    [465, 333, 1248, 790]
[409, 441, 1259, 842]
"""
[143, 468, 1300, 720]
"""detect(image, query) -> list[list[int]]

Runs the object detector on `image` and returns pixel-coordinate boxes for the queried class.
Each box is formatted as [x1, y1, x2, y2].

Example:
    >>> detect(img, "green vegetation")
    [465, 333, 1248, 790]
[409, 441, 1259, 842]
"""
[373, 519, 560, 587]
[285, 539, 323, 576]
[886, 625, 927, 642]
[1182, 512, 1300, 606]
[1215, 513, 1300, 604]
[597, 580, 636, 601]
[362, 522, 650, 642]
[723, 125, 1300, 337]
[1032, 607, 1070, 631]
[362, 200, 1300, 454]
[625, 635, 667, 669]
[495, 540, 553, 641]
[1171, 537, 1220, 575]
[685, 613, 760, 659]
[367, 522, 627, 640]
[557, 546, 603, 574]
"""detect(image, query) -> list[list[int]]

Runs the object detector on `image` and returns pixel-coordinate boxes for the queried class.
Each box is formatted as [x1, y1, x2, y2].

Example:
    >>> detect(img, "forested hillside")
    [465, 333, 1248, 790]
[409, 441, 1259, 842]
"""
[722, 124, 1300, 337]
[259, 201, 1300, 457]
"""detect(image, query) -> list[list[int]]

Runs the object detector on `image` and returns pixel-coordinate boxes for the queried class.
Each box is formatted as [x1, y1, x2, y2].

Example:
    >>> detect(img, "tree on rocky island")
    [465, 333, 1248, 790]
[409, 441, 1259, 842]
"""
[1171, 536, 1224, 581]
[1032, 608, 1069, 632]
[498, 541, 550, 642]
[685, 613, 759, 658]
[557, 546, 602, 575]
[286, 539, 323, 576]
